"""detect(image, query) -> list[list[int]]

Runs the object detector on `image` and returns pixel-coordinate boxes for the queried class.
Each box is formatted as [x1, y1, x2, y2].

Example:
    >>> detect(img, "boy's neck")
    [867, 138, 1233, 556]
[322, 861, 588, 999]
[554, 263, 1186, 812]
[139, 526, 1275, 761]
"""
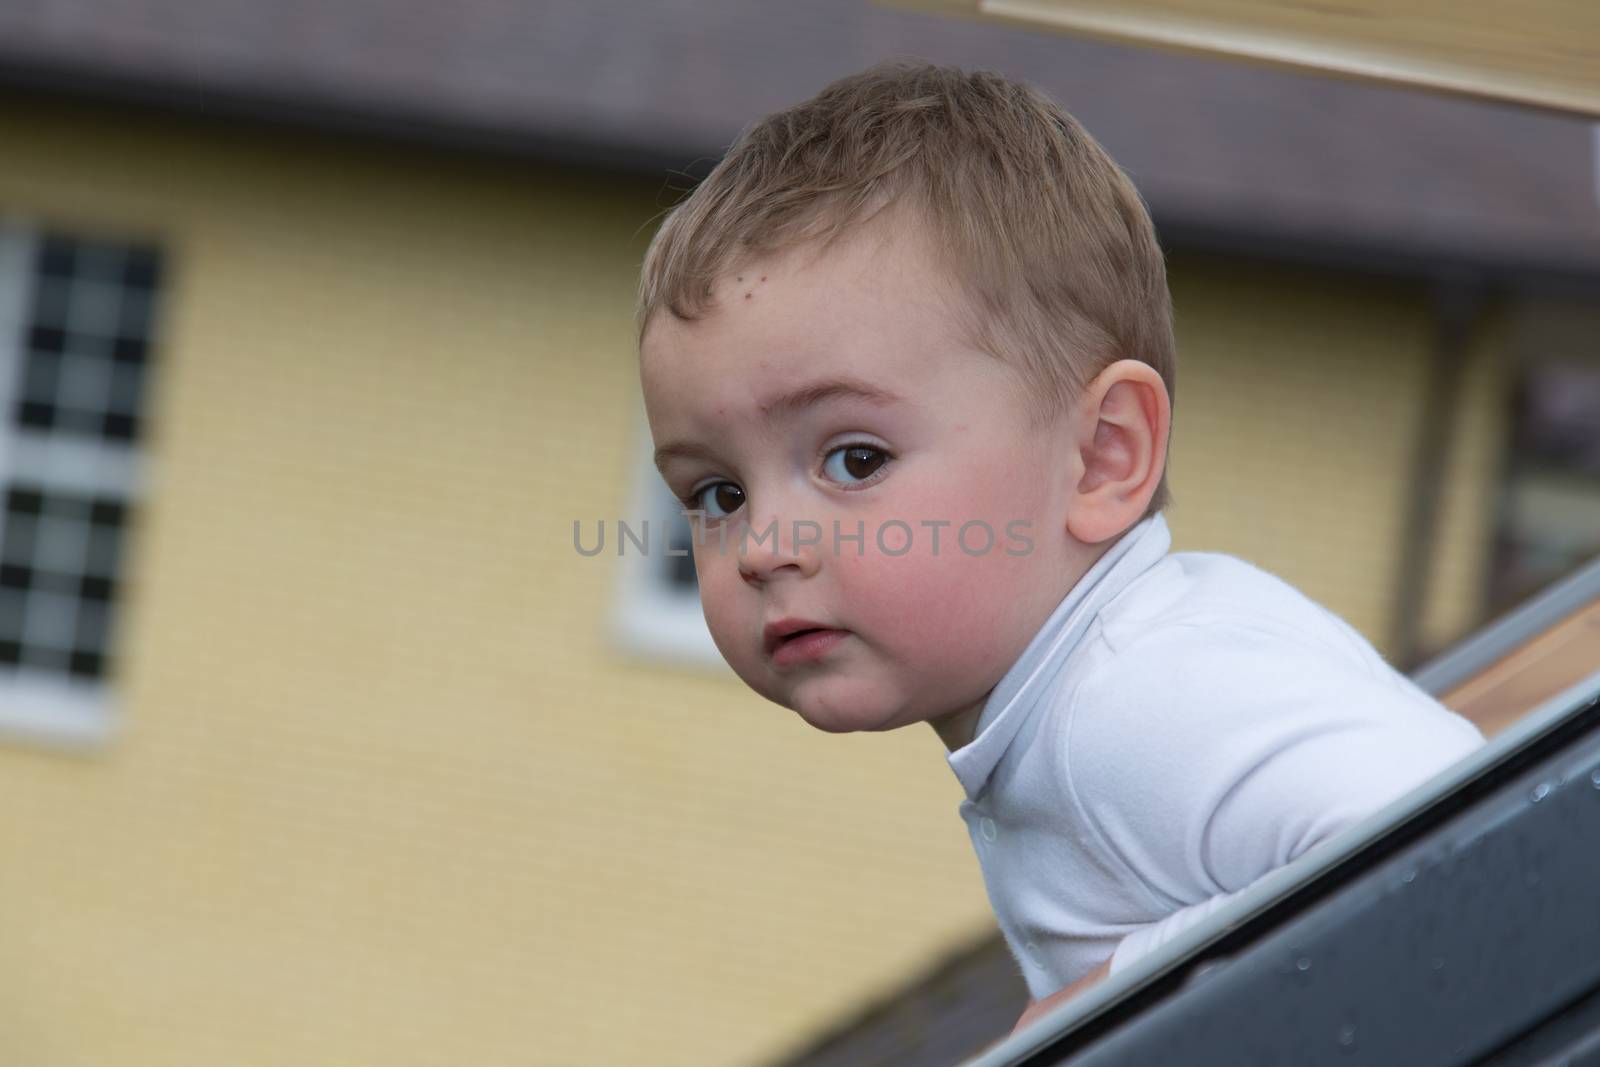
[930, 702, 986, 753]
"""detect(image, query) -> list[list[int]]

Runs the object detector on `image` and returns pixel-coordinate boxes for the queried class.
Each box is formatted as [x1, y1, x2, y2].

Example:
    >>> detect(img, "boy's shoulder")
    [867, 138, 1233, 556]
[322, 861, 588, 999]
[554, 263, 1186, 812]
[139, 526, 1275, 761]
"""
[1092, 548, 1382, 671]
[1054, 545, 1477, 770]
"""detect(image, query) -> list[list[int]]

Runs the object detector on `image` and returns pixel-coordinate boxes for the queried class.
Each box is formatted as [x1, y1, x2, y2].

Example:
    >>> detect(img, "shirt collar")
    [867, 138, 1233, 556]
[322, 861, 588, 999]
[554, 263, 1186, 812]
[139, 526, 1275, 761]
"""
[946, 513, 1172, 801]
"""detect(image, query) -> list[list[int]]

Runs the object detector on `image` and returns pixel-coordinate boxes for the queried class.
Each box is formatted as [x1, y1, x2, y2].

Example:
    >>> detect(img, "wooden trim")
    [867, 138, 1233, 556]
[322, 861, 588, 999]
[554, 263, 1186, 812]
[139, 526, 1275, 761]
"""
[886, 0, 1600, 118]
[1441, 598, 1600, 736]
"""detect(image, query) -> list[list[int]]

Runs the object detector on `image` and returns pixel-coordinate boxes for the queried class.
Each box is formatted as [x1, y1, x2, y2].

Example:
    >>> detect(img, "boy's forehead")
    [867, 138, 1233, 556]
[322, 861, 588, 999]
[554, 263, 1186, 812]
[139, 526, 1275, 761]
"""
[638, 223, 1008, 438]
[640, 305, 868, 421]
[643, 230, 955, 368]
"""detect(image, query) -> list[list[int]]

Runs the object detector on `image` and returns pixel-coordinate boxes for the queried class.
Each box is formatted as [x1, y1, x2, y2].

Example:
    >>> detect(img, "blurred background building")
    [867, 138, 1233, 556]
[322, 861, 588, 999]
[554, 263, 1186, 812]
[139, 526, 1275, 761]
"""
[0, 2, 1596, 1064]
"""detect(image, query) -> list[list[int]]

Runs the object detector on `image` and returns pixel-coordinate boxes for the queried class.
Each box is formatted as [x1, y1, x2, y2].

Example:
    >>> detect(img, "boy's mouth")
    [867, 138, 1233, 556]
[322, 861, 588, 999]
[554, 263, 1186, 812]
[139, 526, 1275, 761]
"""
[763, 618, 846, 656]
[767, 627, 850, 668]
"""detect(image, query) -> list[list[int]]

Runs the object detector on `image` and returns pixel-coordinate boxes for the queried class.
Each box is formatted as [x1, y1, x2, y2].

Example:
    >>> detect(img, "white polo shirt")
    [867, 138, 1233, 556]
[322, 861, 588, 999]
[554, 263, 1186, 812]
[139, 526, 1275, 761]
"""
[947, 514, 1484, 999]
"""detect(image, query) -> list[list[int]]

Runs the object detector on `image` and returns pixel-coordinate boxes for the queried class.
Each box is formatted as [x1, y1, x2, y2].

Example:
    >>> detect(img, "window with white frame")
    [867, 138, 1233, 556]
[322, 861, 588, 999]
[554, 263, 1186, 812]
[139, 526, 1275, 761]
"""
[0, 221, 158, 747]
[610, 420, 725, 668]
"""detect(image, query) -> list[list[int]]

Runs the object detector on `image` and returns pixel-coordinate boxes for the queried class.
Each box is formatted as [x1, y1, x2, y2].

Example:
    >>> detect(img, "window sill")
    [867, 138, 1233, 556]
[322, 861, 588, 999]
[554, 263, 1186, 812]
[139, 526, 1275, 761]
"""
[0, 671, 115, 752]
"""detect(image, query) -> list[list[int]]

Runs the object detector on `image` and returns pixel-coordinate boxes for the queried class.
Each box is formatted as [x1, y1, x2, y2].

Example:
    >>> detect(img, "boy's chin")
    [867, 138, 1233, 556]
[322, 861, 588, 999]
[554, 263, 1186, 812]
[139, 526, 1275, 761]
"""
[798, 711, 907, 735]
[775, 688, 916, 735]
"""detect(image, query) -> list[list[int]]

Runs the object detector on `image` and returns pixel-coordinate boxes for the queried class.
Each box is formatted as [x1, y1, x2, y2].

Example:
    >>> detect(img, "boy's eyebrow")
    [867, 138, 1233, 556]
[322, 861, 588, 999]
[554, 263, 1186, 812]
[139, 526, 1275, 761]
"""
[653, 376, 904, 473]
[653, 440, 716, 472]
[755, 376, 904, 420]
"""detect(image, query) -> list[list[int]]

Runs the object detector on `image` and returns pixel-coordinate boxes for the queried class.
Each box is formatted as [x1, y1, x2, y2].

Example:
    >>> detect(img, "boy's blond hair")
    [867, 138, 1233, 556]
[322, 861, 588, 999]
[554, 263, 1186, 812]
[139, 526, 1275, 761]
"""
[638, 60, 1175, 512]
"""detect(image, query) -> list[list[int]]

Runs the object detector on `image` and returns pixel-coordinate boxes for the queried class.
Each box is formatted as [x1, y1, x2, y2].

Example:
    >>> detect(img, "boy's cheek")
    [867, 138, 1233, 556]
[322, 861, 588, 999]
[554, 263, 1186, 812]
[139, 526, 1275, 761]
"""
[699, 603, 780, 702]
[696, 576, 751, 644]
[840, 543, 1034, 643]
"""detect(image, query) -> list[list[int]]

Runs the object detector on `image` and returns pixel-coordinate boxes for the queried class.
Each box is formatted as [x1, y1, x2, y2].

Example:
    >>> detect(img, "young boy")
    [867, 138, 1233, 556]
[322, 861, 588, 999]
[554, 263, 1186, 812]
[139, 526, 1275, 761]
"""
[635, 61, 1484, 1025]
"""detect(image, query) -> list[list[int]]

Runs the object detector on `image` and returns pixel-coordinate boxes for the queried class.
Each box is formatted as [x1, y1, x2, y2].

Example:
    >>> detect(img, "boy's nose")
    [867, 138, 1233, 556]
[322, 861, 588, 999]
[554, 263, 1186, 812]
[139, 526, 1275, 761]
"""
[736, 516, 824, 586]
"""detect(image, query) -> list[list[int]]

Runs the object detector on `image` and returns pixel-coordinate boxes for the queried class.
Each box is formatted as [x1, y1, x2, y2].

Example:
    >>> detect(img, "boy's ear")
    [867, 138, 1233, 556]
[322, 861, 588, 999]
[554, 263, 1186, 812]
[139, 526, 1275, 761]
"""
[1064, 360, 1170, 545]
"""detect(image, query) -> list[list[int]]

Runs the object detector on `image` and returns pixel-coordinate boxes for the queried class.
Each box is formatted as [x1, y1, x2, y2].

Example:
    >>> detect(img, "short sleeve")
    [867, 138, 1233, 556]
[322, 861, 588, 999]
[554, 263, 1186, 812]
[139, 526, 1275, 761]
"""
[1063, 623, 1484, 909]
[1109, 889, 1246, 974]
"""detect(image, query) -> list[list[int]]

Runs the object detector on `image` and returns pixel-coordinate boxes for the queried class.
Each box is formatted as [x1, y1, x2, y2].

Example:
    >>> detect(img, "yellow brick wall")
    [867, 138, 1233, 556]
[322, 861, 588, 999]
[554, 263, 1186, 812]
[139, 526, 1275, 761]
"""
[1163, 255, 1503, 656]
[0, 96, 1505, 1066]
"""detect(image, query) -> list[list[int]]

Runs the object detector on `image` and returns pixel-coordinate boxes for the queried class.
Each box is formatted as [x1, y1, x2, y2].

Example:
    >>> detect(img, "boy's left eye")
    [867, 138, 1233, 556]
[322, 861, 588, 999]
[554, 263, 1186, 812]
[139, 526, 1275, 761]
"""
[822, 444, 889, 485]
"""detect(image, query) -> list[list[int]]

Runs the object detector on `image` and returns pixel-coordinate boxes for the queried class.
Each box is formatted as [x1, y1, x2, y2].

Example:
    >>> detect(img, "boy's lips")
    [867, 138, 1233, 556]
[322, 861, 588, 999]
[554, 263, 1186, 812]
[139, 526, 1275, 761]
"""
[767, 628, 850, 668]
[763, 618, 850, 662]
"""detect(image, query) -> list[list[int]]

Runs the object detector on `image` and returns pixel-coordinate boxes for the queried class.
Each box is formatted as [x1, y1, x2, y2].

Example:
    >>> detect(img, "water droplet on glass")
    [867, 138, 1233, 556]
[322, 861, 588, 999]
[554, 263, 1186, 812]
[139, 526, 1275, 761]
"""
[1337, 1023, 1358, 1051]
[1402, 869, 1416, 884]
[1530, 781, 1552, 803]
[1526, 869, 1542, 888]
[1297, 957, 1312, 972]
[1590, 768, 1600, 789]
[1432, 957, 1446, 970]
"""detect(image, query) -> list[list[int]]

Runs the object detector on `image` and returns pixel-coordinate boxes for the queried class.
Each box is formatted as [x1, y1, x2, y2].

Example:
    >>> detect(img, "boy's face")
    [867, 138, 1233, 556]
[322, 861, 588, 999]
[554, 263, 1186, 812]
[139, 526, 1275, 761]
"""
[640, 226, 1095, 739]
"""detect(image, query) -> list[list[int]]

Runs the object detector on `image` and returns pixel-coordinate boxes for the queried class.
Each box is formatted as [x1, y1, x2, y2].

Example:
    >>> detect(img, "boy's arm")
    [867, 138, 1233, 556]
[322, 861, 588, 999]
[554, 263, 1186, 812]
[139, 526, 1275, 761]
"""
[1011, 958, 1112, 1034]
[1107, 885, 1247, 973]
[1011, 892, 1256, 1036]
[1064, 624, 1483, 912]
[1005, 629, 1480, 1039]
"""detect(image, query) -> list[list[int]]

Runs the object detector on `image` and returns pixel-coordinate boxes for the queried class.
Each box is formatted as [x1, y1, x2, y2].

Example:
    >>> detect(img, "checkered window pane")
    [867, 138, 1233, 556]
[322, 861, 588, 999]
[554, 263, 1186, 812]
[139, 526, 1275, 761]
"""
[18, 234, 155, 444]
[0, 226, 157, 695]
[0, 485, 125, 680]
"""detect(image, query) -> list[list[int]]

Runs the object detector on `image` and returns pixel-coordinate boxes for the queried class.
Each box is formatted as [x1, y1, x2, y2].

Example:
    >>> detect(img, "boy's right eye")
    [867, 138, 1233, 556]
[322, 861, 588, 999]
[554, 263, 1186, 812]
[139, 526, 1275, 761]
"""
[686, 482, 746, 519]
